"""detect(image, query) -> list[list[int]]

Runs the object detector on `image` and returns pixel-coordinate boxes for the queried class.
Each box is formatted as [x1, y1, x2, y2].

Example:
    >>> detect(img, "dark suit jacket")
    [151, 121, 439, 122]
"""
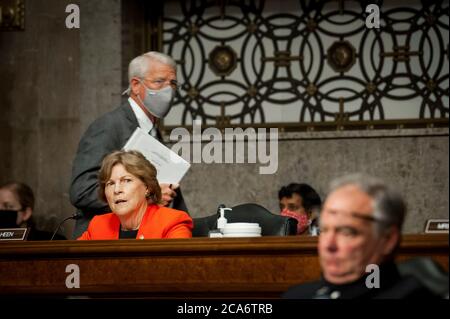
[282, 262, 439, 299]
[69, 101, 187, 239]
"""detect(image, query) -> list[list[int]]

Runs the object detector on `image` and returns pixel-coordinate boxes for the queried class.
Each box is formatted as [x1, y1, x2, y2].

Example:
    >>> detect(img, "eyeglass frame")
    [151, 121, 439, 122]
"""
[139, 77, 181, 91]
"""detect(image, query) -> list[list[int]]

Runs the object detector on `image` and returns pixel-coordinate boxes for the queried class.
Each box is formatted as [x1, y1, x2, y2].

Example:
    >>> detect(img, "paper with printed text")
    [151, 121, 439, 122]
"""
[123, 127, 190, 184]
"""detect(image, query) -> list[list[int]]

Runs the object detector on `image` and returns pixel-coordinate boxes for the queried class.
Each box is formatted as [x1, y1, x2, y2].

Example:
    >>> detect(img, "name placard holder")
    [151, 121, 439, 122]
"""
[0, 228, 29, 241]
[424, 219, 449, 234]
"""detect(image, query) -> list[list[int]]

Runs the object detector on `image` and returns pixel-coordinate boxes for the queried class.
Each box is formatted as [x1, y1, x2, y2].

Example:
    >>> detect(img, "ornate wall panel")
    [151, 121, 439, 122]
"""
[0, 0, 25, 31]
[159, 0, 449, 131]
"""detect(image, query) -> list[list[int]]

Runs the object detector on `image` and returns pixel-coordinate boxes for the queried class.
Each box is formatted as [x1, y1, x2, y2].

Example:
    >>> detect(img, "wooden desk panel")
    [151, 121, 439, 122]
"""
[0, 234, 447, 298]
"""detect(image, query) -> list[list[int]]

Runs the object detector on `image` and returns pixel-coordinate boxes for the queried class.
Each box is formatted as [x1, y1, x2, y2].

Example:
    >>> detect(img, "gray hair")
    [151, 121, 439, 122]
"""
[123, 51, 177, 95]
[328, 173, 406, 235]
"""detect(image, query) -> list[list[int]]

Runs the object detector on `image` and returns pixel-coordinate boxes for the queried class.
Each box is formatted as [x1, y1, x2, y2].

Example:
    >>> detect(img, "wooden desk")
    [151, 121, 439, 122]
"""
[0, 234, 447, 298]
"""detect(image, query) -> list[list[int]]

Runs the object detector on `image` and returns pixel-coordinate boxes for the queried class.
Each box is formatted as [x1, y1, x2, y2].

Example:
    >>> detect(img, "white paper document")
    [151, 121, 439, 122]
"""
[123, 127, 190, 184]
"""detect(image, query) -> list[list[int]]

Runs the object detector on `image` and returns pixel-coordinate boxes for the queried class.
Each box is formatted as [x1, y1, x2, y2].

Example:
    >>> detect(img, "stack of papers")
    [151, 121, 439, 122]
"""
[123, 127, 191, 184]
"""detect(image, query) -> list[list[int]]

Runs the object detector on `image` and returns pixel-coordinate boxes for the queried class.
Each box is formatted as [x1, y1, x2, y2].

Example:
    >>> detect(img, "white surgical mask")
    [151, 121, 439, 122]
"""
[138, 81, 175, 118]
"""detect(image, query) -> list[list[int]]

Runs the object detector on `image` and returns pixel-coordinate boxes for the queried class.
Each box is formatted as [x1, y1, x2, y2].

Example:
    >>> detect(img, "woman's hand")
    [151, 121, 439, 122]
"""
[159, 183, 178, 206]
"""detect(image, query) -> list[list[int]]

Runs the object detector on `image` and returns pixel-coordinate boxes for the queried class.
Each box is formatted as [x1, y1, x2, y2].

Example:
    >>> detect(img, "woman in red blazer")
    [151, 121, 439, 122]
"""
[78, 150, 192, 240]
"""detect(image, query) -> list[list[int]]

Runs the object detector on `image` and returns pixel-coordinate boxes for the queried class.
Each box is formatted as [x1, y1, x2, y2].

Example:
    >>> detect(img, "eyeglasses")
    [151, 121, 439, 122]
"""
[350, 212, 388, 224]
[323, 210, 391, 228]
[142, 78, 180, 90]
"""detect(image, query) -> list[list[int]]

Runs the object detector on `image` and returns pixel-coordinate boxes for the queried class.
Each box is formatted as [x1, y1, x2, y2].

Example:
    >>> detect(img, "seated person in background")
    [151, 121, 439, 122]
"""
[278, 183, 322, 235]
[0, 182, 66, 240]
[283, 173, 439, 299]
[78, 150, 192, 240]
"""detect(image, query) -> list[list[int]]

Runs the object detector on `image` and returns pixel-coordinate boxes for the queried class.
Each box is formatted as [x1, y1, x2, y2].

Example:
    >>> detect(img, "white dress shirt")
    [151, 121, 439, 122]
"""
[128, 97, 156, 136]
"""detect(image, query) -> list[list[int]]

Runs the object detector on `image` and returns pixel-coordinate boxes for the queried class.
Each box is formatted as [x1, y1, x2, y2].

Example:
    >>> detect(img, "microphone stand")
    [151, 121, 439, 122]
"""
[51, 212, 82, 240]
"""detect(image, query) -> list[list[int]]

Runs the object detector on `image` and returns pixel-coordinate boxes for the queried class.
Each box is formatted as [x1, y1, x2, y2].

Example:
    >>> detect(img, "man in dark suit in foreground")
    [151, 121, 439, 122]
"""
[283, 173, 439, 299]
[69, 52, 187, 239]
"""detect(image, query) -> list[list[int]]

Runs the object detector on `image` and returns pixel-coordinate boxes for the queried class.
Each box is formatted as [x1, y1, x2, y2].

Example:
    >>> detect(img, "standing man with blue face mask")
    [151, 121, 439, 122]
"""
[69, 52, 188, 239]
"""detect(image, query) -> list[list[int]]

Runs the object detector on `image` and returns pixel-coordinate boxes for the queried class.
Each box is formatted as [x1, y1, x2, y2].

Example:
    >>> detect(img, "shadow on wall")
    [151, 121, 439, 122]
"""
[0, 67, 14, 185]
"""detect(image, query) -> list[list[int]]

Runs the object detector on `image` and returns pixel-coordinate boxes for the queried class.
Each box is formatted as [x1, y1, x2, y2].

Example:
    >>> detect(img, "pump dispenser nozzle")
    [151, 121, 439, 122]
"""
[217, 204, 226, 216]
[218, 207, 231, 233]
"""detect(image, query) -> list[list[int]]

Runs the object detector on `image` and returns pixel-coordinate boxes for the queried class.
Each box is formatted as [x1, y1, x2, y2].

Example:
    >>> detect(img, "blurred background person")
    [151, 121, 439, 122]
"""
[278, 183, 322, 235]
[78, 150, 192, 240]
[283, 174, 441, 299]
[0, 182, 65, 240]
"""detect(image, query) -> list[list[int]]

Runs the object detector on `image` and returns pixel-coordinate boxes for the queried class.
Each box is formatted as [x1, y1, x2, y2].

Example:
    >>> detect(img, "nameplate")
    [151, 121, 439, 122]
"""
[0, 228, 29, 241]
[424, 219, 449, 234]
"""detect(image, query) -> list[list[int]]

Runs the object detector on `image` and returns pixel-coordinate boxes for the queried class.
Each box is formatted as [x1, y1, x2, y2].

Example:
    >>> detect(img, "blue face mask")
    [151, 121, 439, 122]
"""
[138, 82, 175, 118]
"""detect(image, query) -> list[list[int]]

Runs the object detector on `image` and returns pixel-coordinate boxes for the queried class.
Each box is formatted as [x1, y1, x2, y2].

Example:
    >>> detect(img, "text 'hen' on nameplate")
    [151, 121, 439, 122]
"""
[0, 228, 29, 241]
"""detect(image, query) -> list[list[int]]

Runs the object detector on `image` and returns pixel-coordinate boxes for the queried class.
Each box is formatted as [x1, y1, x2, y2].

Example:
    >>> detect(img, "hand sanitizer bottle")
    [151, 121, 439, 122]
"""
[218, 207, 231, 233]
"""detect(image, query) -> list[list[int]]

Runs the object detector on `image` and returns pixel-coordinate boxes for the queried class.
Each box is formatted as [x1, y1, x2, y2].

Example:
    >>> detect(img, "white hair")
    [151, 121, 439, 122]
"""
[328, 173, 406, 235]
[123, 51, 177, 95]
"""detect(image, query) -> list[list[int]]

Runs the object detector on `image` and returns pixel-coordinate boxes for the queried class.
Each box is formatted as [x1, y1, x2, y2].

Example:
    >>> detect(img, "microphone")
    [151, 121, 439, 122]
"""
[51, 211, 83, 240]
